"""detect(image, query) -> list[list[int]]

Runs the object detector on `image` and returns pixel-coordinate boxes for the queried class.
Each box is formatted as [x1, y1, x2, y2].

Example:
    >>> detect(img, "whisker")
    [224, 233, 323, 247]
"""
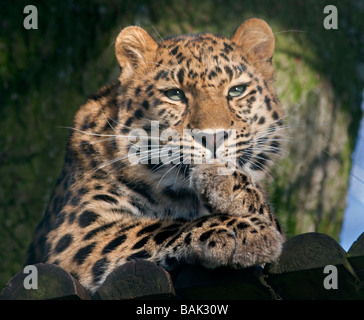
[156, 155, 184, 189]
[57, 126, 142, 139]
[151, 25, 181, 69]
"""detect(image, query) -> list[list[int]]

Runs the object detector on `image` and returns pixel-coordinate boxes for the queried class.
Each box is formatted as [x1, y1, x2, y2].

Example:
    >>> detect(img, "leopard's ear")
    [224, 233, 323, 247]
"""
[231, 19, 275, 77]
[115, 26, 158, 80]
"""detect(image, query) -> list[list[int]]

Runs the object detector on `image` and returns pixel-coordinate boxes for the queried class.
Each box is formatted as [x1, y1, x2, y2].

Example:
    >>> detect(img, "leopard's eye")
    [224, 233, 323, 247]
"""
[164, 88, 186, 101]
[228, 85, 247, 98]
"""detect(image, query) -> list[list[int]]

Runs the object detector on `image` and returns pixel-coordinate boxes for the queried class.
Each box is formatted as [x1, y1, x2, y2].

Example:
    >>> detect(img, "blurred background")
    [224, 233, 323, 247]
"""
[1, 0, 363, 290]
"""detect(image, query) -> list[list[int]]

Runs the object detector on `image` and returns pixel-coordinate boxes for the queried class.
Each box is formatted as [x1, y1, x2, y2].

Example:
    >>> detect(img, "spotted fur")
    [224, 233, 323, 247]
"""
[27, 19, 284, 293]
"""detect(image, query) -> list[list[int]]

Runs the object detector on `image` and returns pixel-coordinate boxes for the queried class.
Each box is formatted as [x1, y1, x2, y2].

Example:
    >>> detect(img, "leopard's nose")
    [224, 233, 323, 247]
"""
[193, 130, 229, 156]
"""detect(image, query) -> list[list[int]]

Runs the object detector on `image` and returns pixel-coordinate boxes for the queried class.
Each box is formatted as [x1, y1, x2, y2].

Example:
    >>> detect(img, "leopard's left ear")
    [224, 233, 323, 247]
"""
[231, 18, 275, 72]
[115, 26, 158, 80]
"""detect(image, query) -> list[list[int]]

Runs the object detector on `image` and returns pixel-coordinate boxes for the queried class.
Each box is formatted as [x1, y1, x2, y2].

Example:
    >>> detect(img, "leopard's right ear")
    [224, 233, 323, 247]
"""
[115, 26, 158, 80]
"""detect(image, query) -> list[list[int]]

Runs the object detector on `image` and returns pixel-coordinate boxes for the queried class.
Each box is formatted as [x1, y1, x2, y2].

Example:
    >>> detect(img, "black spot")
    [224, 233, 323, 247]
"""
[208, 70, 217, 80]
[233, 183, 240, 191]
[199, 229, 215, 242]
[217, 215, 230, 222]
[102, 235, 127, 254]
[137, 222, 162, 237]
[117, 223, 139, 235]
[91, 169, 107, 180]
[135, 86, 141, 96]
[73, 243, 96, 265]
[171, 46, 179, 55]
[78, 210, 99, 228]
[162, 223, 183, 231]
[146, 84, 154, 92]
[142, 100, 150, 110]
[68, 211, 76, 224]
[195, 216, 210, 228]
[272, 111, 279, 120]
[127, 99, 133, 111]
[80, 141, 96, 158]
[264, 96, 272, 111]
[223, 42, 233, 53]
[154, 229, 177, 245]
[132, 235, 150, 250]
[108, 187, 120, 196]
[110, 136, 118, 151]
[83, 221, 117, 240]
[81, 117, 96, 132]
[177, 69, 185, 85]
[134, 109, 144, 119]
[93, 194, 118, 205]
[224, 66, 233, 80]
[54, 234, 73, 253]
[124, 117, 134, 128]
[219, 53, 229, 62]
[165, 232, 182, 247]
[257, 85, 262, 94]
[155, 70, 169, 81]
[70, 195, 81, 206]
[208, 241, 216, 248]
[184, 232, 192, 245]
[240, 174, 248, 183]
[227, 219, 237, 226]
[237, 222, 250, 229]
[153, 98, 161, 108]
[54, 211, 66, 229]
[92, 257, 109, 285]
[127, 250, 151, 260]
[250, 229, 258, 234]
[258, 116, 265, 125]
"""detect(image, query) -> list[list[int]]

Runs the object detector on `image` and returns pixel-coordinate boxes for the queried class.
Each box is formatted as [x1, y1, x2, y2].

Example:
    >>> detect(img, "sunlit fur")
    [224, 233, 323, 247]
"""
[27, 19, 284, 293]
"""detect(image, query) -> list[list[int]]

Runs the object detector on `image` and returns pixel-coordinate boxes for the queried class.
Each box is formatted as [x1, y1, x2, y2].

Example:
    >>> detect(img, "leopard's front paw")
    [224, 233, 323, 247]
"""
[191, 164, 264, 216]
[193, 216, 282, 269]
[194, 227, 237, 269]
[230, 218, 283, 267]
[191, 164, 236, 212]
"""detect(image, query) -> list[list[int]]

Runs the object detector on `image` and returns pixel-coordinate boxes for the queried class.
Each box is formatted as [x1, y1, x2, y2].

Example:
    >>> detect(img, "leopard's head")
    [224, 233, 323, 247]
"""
[115, 18, 284, 183]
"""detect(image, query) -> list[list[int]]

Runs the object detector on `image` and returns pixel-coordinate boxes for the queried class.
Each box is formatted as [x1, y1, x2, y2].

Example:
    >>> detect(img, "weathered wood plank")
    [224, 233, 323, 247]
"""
[94, 260, 175, 300]
[347, 232, 364, 283]
[266, 232, 363, 299]
[2, 233, 363, 300]
[173, 265, 276, 300]
[0, 263, 91, 300]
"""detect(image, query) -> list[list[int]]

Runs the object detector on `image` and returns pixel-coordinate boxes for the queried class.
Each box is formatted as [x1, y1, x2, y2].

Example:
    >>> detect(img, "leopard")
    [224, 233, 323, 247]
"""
[27, 18, 285, 294]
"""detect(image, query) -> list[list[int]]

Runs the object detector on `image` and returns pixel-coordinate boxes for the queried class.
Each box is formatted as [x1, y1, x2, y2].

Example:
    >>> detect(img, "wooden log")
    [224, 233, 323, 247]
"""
[0, 263, 91, 300]
[173, 265, 277, 300]
[347, 232, 364, 283]
[94, 259, 175, 300]
[266, 232, 363, 299]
